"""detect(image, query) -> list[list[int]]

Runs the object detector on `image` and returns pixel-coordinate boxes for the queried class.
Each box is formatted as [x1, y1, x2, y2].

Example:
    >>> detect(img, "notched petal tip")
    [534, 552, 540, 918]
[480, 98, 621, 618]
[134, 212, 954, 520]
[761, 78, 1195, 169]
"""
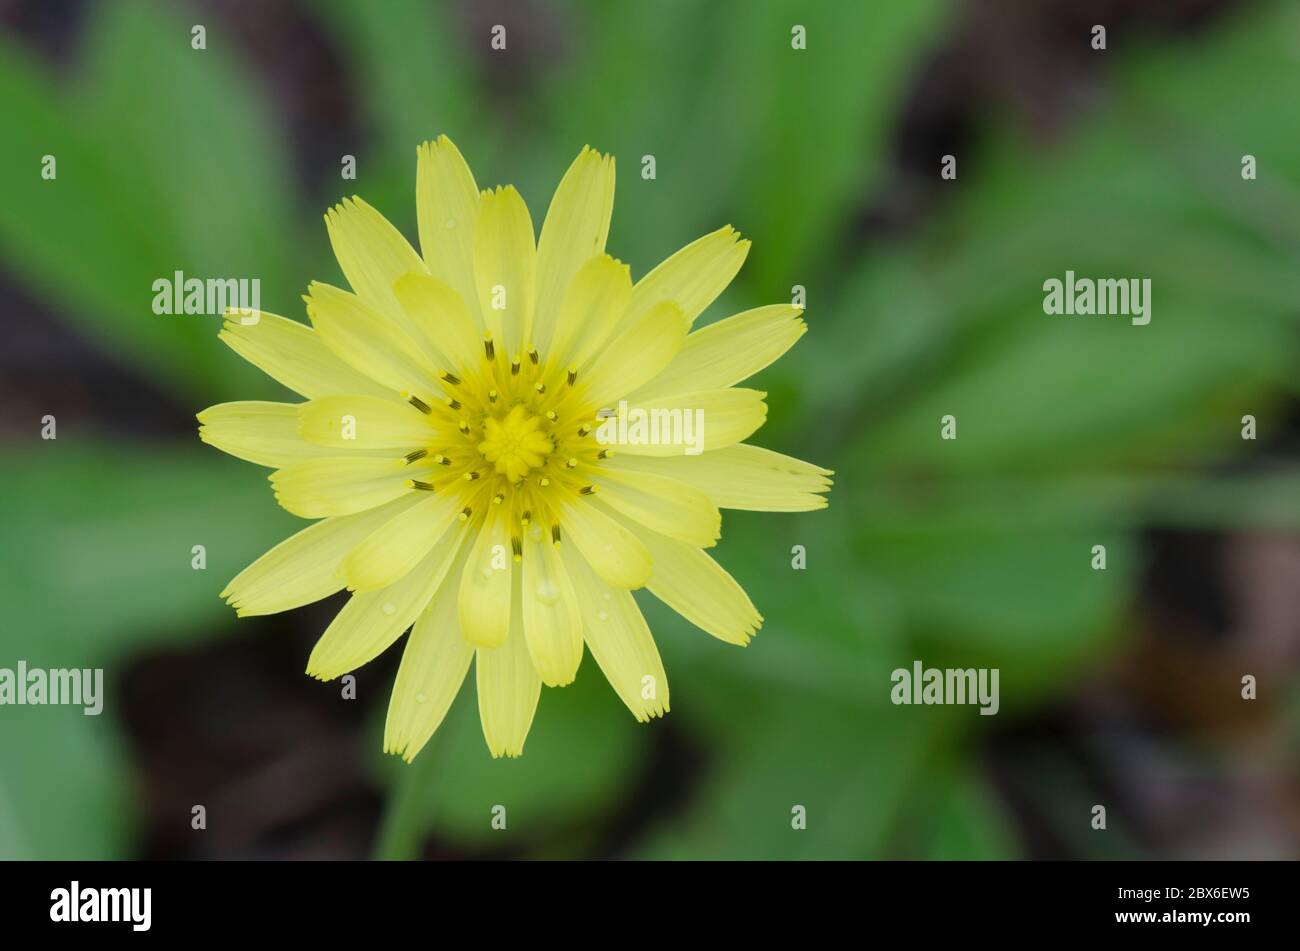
[304, 656, 343, 682]
[382, 736, 423, 764]
[594, 253, 630, 277]
[417, 137, 445, 158]
[225, 593, 265, 619]
[323, 196, 361, 224]
[635, 701, 669, 722]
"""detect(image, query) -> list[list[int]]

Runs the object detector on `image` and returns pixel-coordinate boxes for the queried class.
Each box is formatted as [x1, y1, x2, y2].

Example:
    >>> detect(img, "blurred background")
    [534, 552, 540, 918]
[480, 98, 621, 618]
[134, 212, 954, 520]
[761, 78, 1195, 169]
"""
[0, 0, 1297, 860]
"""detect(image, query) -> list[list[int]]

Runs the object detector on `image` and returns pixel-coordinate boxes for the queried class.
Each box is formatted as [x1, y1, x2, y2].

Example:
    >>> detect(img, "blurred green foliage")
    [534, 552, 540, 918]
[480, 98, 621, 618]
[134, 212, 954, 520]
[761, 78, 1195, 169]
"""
[0, 0, 1296, 859]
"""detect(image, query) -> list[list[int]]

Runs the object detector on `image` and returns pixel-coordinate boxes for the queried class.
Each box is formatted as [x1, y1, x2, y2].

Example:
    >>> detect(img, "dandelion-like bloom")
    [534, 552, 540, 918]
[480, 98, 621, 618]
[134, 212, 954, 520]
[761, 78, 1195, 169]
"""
[198, 138, 831, 759]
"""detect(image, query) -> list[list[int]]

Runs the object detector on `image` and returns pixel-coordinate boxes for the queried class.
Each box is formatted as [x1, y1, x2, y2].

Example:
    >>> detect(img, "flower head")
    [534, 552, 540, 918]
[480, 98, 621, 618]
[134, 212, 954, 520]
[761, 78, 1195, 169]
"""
[199, 137, 831, 759]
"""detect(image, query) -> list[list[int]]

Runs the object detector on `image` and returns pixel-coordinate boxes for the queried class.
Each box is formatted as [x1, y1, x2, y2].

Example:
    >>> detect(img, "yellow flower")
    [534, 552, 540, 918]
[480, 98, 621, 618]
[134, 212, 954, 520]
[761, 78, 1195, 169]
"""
[198, 137, 831, 759]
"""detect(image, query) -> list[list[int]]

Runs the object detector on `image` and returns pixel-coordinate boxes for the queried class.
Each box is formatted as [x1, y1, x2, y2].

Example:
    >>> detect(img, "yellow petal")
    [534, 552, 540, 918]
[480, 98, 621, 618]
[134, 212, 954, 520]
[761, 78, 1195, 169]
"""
[590, 472, 720, 548]
[533, 146, 615, 354]
[416, 136, 483, 329]
[298, 394, 440, 450]
[547, 254, 632, 373]
[557, 495, 652, 589]
[342, 492, 465, 592]
[324, 196, 429, 337]
[221, 495, 424, 617]
[306, 528, 469, 681]
[384, 571, 476, 762]
[559, 542, 668, 721]
[457, 508, 513, 647]
[607, 388, 767, 457]
[475, 596, 541, 758]
[627, 304, 805, 401]
[578, 300, 688, 409]
[217, 311, 391, 400]
[521, 531, 583, 686]
[305, 282, 442, 399]
[608, 444, 832, 511]
[392, 272, 484, 378]
[619, 225, 749, 335]
[270, 456, 414, 518]
[636, 527, 761, 645]
[198, 401, 339, 468]
[473, 185, 536, 358]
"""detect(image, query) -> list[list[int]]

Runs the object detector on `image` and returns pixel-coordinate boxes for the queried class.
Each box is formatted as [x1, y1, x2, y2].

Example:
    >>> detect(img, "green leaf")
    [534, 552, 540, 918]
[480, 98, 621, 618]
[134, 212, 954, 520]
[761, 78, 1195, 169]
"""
[0, 443, 299, 663]
[724, 0, 946, 291]
[311, 0, 482, 222]
[536, 0, 945, 290]
[0, 442, 302, 861]
[1139, 470, 1300, 531]
[851, 484, 1133, 695]
[632, 689, 946, 859]
[910, 764, 1018, 860]
[811, 0, 1300, 479]
[648, 510, 907, 709]
[0, 1, 303, 402]
[0, 708, 133, 860]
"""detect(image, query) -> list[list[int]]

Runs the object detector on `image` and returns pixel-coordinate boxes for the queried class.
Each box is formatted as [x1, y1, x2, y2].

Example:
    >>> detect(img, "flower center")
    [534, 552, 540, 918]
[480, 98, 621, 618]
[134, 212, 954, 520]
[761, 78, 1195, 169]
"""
[477, 404, 553, 483]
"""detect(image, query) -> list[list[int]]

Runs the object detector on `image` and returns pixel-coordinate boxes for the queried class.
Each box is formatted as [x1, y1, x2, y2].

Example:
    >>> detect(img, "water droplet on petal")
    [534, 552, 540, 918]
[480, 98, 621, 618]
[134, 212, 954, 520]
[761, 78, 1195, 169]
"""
[444, 217, 456, 229]
[416, 692, 427, 704]
[535, 579, 560, 606]
[382, 602, 397, 616]
[528, 523, 543, 543]
[601, 592, 611, 602]
[598, 610, 609, 622]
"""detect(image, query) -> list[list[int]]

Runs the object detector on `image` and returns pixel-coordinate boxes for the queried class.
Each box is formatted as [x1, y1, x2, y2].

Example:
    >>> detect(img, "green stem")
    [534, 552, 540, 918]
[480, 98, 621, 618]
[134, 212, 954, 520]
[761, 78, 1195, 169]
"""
[372, 742, 439, 861]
